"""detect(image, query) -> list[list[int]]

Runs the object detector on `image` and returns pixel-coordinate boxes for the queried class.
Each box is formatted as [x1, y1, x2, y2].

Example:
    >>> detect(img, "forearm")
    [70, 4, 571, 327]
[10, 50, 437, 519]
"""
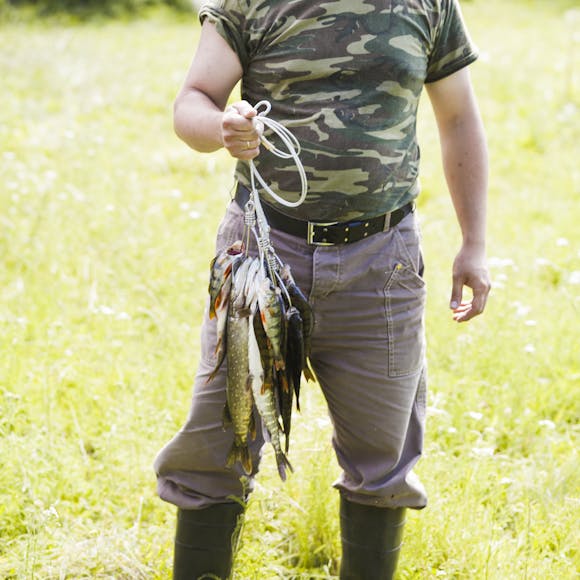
[174, 88, 225, 153]
[440, 107, 489, 249]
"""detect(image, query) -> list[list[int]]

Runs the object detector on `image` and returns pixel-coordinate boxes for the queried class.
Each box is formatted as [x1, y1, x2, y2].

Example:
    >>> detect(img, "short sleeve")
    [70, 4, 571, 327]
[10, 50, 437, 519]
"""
[426, 0, 478, 83]
[199, 0, 250, 70]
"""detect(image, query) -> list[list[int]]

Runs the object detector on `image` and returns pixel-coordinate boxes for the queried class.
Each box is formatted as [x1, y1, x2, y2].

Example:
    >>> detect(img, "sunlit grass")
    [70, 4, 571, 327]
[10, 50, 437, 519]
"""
[0, 1, 578, 578]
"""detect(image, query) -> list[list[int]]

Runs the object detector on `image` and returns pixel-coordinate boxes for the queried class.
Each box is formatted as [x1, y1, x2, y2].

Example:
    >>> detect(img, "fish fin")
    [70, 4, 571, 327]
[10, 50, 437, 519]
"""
[248, 413, 257, 441]
[260, 379, 273, 395]
[241, 444, 252, 474]
[303, 358, 317, 382]
[222, 403, 232, 429]
[207, 349, 225, 384]
[278, 370, 290, 393]
[275, 451, 294, 482]
[238, 307, 252, 318]
[225, 442, 252, 475]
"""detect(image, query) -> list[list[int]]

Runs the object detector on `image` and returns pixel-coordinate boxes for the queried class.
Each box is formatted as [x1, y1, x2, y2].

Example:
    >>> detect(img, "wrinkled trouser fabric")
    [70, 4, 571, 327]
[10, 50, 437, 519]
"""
[154, 199, 428, 510]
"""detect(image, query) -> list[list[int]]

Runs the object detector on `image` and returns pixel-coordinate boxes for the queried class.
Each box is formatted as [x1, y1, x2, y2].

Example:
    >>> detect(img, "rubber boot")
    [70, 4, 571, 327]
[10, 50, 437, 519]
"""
[339, 497, 406, 580]
[173, 503, 245, 580]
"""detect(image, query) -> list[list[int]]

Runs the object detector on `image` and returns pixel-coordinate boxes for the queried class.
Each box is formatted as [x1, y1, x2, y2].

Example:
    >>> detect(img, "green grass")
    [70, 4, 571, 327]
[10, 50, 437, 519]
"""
[0, 1, 578, 578]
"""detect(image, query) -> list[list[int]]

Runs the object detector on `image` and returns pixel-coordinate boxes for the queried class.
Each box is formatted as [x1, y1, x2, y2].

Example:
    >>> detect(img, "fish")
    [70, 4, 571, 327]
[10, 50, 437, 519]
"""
[208, 241, 244, 319]
[248, 308, 293, 481]
[206, 272, 232, 383]
[207, 253, 249, 383]
[223, 257, 255, 475]
[276, 365, 293, 453]
[285, 306, 304, 412]
[252, 292, 275, 395]
[257, 278, 286, 372]
[243, 257, 261, 305]
[280, 265, 316, 382]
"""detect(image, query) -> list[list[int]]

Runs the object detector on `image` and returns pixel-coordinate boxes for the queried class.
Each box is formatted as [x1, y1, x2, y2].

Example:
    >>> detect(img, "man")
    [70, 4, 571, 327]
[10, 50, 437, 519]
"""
[155, 1, 490, 578]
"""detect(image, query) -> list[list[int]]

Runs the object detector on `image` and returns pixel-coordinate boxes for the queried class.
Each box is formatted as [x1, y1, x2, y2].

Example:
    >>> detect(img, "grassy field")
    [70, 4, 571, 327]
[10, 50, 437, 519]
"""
[0, 0, 578, 578]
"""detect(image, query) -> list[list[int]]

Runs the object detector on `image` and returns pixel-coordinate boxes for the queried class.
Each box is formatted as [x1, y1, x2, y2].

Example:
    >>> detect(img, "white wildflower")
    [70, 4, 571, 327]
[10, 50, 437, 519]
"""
[488, 257, 515, 269]
[466, 411, 483, 421]
[472, 447, 494, 457]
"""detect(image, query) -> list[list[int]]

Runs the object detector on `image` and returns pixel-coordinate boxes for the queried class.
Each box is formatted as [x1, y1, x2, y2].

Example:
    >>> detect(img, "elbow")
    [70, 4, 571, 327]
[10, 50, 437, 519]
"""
[172, 91, 222, 153]
[173, 96, 188, 143]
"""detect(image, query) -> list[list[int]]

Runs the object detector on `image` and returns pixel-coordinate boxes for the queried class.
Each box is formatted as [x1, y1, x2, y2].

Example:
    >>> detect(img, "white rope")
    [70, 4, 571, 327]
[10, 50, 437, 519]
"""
[249, 100, 308, 208]
[242, 100, 307, 287]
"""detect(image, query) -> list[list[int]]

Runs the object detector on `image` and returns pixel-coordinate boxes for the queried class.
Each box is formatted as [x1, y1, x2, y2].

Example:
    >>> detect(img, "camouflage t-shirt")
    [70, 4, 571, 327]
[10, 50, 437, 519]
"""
[200, 0, 478, 222]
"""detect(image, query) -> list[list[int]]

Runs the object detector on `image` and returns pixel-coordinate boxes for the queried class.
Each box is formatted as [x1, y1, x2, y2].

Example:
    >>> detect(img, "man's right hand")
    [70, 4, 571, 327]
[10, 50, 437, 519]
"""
[221, 101, 264, 160]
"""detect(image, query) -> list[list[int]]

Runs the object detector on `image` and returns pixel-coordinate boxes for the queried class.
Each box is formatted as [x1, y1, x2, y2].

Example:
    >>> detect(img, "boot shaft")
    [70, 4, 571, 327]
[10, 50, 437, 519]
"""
[340, 498, 406, 580]
[173, 503, 244, 580]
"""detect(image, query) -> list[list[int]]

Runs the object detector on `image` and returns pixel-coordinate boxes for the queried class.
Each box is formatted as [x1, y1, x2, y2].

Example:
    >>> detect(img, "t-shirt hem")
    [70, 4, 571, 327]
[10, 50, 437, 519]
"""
[425, 51, 478, 84]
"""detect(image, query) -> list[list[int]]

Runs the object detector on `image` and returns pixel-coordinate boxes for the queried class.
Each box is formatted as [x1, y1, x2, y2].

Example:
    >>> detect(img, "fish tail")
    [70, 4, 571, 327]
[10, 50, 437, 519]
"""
[206, 349, 225, 384]
[226, 442, 253, 475]
[275, 450, 294, 482]
[303, 358, 317, 382]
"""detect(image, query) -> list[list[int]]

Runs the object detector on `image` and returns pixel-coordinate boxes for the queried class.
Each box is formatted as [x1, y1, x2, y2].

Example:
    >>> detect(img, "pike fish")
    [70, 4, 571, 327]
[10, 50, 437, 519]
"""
[223, 256, 255, 475]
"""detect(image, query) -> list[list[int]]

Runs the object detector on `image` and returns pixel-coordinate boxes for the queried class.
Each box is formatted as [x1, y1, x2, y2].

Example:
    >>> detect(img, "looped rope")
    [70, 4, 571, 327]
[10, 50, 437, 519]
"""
[249, 100, 308, 208]
[244, 100, 307, 287]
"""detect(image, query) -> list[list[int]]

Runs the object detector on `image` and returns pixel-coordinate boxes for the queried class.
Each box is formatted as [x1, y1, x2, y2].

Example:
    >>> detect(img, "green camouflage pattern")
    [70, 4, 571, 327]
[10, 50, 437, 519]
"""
[200, 0, 478, 222]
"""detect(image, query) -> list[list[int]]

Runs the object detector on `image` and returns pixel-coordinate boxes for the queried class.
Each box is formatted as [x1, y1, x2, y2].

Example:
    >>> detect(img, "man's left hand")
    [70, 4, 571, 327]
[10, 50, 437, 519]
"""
[450, 244, 491, 322]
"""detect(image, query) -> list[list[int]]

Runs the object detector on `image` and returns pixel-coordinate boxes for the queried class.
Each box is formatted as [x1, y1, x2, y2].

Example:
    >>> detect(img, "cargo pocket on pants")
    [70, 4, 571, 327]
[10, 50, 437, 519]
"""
[384, 263, 426, 378]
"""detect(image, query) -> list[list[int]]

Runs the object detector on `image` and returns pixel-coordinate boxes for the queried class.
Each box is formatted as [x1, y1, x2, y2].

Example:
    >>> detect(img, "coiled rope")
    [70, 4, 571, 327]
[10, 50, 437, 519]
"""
[249, 100, 308, 208]
[243, 100, 307, 284]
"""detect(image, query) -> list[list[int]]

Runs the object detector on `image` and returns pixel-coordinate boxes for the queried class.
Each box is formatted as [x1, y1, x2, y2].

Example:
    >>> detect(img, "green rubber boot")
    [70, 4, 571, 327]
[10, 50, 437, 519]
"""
[173, 503, 245, 580]
[339, 497, 406, 580]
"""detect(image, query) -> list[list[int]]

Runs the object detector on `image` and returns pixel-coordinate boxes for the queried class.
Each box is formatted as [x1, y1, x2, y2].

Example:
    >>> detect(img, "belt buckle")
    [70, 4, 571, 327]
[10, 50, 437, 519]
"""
[307, 221, 339, 246]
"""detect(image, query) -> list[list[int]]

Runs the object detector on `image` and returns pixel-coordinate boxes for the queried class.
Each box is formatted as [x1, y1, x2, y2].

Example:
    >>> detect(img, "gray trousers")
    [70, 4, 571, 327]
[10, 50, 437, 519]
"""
[154, 200, 428, 510]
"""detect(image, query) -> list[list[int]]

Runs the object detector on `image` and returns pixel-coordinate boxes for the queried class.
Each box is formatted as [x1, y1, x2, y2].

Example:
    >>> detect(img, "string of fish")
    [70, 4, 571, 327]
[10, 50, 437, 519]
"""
[207, 101, 315, 481]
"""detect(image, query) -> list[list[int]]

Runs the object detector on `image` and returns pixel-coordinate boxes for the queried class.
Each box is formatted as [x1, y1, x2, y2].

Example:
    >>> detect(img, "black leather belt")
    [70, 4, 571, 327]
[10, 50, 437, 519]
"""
[235, 184, 414, 246]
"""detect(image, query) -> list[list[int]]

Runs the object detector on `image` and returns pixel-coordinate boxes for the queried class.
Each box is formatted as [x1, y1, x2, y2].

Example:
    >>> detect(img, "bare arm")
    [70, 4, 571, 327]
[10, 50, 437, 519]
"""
[426, 67, 491, 322]
[173, 21, 262, 160]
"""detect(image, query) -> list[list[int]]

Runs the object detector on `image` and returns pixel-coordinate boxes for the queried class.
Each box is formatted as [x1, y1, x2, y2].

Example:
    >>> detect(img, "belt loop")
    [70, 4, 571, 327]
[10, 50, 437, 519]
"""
[383, 212, 392, 232]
